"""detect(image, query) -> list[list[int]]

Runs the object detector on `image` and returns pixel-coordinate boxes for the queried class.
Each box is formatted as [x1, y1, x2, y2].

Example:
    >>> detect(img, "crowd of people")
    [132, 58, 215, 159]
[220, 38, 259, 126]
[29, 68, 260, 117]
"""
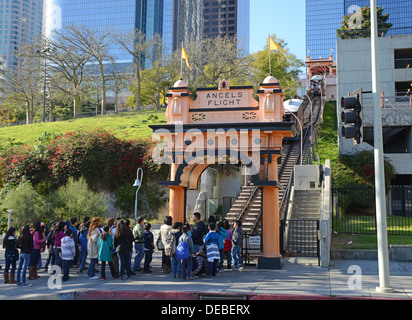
[2, 212, 244, 286]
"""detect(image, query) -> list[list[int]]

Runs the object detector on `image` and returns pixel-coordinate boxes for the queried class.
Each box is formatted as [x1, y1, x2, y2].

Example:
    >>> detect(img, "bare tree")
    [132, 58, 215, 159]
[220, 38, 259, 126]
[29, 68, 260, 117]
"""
[172, 35, 253, 89]
[41, 28, 93, 118]
[4, 44, 43, 124]
[67, 25, 114, 114]
[112, 29, 150, 110]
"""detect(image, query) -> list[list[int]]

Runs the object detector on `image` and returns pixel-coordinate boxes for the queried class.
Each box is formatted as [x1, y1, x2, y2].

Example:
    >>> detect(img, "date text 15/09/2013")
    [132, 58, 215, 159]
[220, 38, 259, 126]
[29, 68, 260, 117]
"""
[161, 304, 251, 318]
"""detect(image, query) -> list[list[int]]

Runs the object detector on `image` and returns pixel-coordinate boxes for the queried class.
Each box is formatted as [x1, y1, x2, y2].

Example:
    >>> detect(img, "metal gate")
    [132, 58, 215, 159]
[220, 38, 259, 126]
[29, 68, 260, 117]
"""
[283, 220, 320, 265]
[391, 185, 412, 217]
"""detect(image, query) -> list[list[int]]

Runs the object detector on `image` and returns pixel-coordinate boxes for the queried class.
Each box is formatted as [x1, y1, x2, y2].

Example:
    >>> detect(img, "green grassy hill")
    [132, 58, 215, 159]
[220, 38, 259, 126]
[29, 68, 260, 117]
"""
[0, 109, 166, 147]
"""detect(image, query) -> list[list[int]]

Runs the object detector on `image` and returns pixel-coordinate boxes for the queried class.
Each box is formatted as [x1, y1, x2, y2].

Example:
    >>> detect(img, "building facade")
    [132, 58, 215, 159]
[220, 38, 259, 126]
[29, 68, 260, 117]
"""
[202, 0, 250, 54]
[0, 0, 43, 69]
[306, 0, 412, 61]
[337, 35, 412, 184]
[42, 0, 203, 65]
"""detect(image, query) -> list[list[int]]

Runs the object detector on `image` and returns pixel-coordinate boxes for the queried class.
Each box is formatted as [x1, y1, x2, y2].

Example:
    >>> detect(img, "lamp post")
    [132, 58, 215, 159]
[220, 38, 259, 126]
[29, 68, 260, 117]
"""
[6, 209, 14, 230]
[133, 168, 144, 225]
[370, 0, 393, 294]
[36, 48, 50, 122]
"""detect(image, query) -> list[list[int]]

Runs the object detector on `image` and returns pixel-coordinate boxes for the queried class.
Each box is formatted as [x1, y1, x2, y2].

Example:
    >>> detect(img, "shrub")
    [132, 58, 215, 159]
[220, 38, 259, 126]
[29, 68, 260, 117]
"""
[0, 179, 50, 227]
[114, 183, 168, 220]
[0, 128, 168, 192]
[332, 151, 396, 193]
[51, 176, 108, 222]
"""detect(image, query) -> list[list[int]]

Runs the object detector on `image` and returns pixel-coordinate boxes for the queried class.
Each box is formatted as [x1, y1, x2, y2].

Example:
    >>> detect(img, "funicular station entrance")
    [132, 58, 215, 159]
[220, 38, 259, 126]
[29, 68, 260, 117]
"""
[150, 76, 297, 269]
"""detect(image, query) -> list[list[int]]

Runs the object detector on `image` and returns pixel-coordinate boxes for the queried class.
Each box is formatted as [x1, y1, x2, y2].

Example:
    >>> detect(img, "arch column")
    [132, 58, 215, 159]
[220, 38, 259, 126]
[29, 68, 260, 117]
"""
[169, 186, 186, 223]
[258, 153, 283, 269]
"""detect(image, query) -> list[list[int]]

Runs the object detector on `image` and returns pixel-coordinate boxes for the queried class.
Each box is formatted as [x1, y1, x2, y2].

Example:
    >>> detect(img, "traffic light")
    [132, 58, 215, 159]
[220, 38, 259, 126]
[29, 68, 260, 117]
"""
[341, 91, 363, 145]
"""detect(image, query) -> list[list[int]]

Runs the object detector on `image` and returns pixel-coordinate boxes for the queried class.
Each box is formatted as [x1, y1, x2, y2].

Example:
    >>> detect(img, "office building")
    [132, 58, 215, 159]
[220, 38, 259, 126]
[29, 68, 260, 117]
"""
[43, 0, 203, 66]
[337, 35, 412, 182]
[306, 0, 412, 61]
[0, 0, 43, 69]
[202, 0, 250, 54]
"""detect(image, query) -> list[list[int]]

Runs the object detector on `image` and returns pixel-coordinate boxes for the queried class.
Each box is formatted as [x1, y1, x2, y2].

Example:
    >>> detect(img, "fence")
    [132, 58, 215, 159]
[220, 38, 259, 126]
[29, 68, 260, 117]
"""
[332, 186, 412, 236]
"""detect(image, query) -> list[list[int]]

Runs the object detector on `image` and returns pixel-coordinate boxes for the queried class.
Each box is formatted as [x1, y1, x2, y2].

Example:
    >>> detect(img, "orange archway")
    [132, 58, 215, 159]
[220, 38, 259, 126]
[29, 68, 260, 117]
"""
[150, 78, 297, 268]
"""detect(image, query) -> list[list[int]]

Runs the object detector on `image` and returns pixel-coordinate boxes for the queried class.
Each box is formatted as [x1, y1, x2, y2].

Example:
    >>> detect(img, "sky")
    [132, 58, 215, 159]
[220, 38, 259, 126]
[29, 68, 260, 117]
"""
[249, 0, 306, 62]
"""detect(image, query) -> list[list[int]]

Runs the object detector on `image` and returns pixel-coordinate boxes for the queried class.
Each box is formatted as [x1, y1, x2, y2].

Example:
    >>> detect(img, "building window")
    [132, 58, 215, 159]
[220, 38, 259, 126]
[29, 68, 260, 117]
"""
[395, 81, 412, 96]
[395, 49, 412, 69]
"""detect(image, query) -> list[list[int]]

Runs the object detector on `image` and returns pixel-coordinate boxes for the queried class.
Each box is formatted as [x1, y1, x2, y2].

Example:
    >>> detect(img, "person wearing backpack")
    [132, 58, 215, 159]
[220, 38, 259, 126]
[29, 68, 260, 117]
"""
[178, 225, 194, 280]
[169, 222, 182, 278]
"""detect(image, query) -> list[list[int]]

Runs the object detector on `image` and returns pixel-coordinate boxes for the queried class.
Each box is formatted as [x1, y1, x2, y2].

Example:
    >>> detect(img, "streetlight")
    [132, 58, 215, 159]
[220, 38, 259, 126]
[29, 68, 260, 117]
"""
[6, 209, 14, 230]
[36, 48, 50, 122]
[370, 0, 393, 294]
[133, 168, 144, 225]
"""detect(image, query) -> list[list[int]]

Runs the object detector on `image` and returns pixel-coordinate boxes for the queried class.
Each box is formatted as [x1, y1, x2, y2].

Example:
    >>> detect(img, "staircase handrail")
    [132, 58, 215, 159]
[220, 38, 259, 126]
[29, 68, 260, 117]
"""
[236, 184, 259, 222]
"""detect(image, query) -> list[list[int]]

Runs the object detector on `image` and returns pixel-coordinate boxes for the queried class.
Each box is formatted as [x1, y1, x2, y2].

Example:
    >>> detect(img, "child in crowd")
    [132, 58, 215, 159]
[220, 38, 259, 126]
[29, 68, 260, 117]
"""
[3, 228, 18, 284]
[98, 225, 118, 280]
[16, 226, 33, 286]
[143, 223, 154, 274]
[204, 222, 220, 277]
[232, 220, 243, 271]
[61, 229, 76, 281]
[192, 247, 208, 278]
[179, 225, 194, 280]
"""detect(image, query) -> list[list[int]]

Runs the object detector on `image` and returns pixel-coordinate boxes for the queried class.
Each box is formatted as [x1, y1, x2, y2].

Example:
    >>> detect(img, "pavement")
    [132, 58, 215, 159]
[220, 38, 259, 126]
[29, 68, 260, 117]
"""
[1, 246, 412, 301]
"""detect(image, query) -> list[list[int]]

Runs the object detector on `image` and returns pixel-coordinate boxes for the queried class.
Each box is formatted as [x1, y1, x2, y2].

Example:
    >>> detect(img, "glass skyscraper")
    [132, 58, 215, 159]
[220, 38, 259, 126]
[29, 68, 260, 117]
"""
[306, 0, 344, 60]
[306, 0, 412, 61]
[0, 0, 43, 69]
[202, 0, 250, 54]
[43, 0, 203, 65]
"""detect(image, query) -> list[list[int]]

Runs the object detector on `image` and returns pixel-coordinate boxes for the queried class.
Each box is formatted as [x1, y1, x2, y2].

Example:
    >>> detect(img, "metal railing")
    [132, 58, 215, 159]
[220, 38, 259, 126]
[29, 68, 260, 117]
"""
[332, 186, 412, 236]
[362, 96, 412, 109]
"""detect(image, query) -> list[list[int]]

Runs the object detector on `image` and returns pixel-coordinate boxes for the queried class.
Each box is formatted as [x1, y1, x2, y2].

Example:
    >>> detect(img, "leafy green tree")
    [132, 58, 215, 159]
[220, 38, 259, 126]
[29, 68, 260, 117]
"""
[337, 6, 392, 39]
[0, 179, 51, 227]
[250, 35, 304, 99]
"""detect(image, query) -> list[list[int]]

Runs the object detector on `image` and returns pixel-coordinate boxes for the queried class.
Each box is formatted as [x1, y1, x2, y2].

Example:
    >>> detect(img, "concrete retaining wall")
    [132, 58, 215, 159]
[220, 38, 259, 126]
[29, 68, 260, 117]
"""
[331, 245, 412, 262]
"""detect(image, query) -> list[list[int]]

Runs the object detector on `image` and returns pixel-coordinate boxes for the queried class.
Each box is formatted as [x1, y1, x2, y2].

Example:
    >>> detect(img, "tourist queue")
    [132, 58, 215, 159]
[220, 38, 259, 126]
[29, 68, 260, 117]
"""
[2, 213, 243, 286]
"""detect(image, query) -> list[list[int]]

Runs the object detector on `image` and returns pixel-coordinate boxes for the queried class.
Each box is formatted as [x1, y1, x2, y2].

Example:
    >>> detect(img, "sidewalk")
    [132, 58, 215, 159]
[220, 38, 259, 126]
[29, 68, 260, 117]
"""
[1, 248, 411, 300]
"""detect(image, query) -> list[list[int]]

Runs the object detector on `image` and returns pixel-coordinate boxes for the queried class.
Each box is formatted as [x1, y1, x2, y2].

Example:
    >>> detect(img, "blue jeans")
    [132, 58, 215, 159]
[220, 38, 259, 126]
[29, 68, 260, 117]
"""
[207, 259, 219, 276]
[5, 256, 16, 274]
[53, 247, 62, 268]
[29, 249, 41, 267]
[117, 251, 132, 277]
[78, 251, 87, 272]
[133, 243, 144, 271]
[170, 254, 181, 277]
[62, 259, 72, 281]
[88, 258, 98, 278]
[181, 257, 193, 279]
[232, 245, 242, 268]
[16, 253, 31, 284]
[143, 250, 153, 272]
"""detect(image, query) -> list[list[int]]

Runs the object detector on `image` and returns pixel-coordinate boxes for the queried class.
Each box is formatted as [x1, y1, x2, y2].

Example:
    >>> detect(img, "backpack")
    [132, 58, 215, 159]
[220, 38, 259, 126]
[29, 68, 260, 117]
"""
[164, 231, 176, 257]
[176, 240, 189, 260]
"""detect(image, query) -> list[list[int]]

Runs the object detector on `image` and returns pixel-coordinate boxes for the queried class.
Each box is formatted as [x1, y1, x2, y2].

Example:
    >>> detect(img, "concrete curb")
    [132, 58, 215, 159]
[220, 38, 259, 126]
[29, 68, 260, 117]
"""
[73, 290, 399, 301]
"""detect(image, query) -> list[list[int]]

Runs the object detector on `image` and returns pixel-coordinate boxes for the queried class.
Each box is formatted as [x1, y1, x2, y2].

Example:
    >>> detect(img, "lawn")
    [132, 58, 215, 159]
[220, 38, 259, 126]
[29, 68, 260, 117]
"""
[332, 215, 412, 249]
[0, 109, 167, 147]
[316, 101, 339, 165]
[331, 234, 412, 250]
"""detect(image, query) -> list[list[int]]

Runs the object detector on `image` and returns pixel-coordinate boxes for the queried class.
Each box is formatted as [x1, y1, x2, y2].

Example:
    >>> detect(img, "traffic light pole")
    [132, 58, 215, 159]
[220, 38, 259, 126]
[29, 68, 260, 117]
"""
[370, 0, 393, 294]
